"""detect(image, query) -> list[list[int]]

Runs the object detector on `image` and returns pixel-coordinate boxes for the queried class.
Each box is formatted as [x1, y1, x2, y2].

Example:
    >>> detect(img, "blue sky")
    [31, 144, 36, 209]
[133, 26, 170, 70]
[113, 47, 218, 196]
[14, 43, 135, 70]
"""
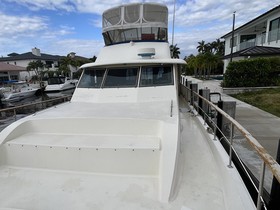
[0, 0, 279, 58]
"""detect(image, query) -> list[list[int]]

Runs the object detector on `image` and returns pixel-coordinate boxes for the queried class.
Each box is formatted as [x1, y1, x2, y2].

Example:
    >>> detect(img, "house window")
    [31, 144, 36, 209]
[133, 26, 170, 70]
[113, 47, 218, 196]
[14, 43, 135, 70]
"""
[269, 17, 280, 42]
[230, 36, 237, 48]
[10, 75, 18, 80]
[240, 34, 256, 43]
[239, 34, 256, 50]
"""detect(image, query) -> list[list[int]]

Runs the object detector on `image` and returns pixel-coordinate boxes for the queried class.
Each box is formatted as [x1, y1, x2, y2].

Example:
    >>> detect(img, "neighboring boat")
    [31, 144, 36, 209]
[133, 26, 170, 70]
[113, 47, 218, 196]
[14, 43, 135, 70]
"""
[0, 81, 39, 102]
[44, 76, 77, 92]
[0, 3, 260, 209]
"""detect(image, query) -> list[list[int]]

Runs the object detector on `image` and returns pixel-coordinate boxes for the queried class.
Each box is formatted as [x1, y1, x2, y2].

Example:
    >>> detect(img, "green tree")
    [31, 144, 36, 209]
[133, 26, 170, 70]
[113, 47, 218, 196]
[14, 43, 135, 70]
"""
[89, 55, 97, 62]
[27, 60, 44, 80]
[170, 44, 181, 58]
[197, 40, 207, 53]
[58, 53, 90, 78]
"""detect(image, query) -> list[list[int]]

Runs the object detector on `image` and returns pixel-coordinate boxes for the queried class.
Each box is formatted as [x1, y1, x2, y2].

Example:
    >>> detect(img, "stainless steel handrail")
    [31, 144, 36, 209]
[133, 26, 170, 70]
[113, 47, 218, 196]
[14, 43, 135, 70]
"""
[0, 95, 72, 121]
[180, 83, 279, 210]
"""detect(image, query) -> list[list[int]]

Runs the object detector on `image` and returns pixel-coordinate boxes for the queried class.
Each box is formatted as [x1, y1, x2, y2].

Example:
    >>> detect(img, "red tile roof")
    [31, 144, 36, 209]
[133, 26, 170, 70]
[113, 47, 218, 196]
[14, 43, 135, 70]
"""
[0, 62, 26, 71]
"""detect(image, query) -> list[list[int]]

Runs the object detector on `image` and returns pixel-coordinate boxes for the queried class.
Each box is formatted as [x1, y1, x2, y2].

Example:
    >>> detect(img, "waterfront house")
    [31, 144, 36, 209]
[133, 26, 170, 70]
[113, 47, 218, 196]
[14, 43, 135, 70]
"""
[221, 5, 280, 72]
[0, 62, 26, 84]
[0, 48, 63, 81]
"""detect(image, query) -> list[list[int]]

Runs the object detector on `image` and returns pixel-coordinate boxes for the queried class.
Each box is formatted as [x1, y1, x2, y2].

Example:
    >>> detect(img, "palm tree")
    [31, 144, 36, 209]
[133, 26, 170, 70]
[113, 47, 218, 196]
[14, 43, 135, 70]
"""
[215, 39, 225, 56]
[170, 44, 180, 58]
[197, 40, 206, 53]
[204, 52, 219, 79]
[27, 60, 44, 79]
[90, 55, 97, 62]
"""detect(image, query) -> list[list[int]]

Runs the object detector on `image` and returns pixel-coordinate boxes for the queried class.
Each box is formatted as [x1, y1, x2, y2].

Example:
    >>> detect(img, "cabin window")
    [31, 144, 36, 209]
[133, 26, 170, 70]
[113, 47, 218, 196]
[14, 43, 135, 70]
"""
[48, 77, 65, 85]
[78, 68, 106, 88]
[103, 68, 138, 88]
[139, 66, 173, 87]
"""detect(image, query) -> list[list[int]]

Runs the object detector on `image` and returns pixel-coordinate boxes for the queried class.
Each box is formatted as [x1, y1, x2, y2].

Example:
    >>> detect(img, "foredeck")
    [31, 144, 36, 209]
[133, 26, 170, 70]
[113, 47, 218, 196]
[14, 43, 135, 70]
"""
[0, 98, 254, 210]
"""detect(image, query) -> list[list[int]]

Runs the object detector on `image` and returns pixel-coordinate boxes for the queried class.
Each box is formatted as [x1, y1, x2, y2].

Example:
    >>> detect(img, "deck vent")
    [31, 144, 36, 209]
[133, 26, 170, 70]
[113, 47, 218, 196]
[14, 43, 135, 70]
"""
[137, 48, 155, 59]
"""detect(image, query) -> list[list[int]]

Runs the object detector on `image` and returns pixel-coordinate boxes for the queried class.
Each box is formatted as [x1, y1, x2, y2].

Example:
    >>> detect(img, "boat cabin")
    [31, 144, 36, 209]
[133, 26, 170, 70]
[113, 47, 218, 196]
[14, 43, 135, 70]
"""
[102, 3, 168, 45]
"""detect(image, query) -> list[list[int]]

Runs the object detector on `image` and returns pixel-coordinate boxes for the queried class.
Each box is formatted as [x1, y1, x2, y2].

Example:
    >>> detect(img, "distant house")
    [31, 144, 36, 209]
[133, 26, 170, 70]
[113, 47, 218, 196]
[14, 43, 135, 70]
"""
[0, 48, 63, 80]
[221, 5, 280, 72]
[0, 62, 26, 84]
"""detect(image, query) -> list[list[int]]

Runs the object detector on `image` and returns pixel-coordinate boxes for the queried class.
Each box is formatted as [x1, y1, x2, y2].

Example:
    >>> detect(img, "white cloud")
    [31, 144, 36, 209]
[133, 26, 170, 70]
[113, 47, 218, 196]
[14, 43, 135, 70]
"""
[46, 39, 104, 58]
[5, 0, 75, 12]
[0, 12, 47, 36]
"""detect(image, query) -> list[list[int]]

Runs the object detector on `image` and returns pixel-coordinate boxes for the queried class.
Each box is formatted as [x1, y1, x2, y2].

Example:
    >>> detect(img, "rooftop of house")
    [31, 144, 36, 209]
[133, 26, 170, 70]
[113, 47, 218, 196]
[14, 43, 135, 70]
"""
[221, 4, 280, 38]
[223, 45, 280, 59]
[0, 52, 63, 62]
[0, 62, 27, 72]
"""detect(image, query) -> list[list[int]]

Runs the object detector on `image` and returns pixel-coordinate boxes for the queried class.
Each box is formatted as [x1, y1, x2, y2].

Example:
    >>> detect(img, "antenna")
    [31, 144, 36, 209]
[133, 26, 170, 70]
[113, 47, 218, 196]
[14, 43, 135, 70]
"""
[171, 0, 176, 46]
[230, 11, 236, 63]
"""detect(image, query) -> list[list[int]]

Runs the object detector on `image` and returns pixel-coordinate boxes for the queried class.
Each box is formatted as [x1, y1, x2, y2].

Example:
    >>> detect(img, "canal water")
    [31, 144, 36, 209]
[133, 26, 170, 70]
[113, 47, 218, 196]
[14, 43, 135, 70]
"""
[0, 89, 74, 132]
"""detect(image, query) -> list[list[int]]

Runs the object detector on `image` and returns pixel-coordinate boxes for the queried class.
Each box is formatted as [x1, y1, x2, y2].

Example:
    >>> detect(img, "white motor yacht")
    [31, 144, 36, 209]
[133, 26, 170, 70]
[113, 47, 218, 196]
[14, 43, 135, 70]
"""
[44, 76, 77, 92]
[0, 3, 271, 209]
[0, 81, 39, 102]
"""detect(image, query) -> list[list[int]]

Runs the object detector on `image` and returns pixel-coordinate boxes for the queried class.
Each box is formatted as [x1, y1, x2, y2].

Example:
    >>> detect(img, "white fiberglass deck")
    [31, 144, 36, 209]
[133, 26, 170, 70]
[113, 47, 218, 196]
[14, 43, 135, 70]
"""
[0, 99, 254, 210]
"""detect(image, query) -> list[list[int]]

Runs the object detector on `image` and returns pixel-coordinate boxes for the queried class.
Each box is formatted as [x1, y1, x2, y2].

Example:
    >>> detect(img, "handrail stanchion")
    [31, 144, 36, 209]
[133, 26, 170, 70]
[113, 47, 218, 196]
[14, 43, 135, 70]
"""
[228, 122, 234, 168]
[257, 161, 266, 210]
[13, 108, 16, 121]
[213, 124, 217, 141]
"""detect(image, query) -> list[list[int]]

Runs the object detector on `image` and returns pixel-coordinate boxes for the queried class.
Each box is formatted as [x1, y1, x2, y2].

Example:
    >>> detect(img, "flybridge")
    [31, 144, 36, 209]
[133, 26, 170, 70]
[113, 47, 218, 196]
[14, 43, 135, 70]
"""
[102, 3, 168, 45]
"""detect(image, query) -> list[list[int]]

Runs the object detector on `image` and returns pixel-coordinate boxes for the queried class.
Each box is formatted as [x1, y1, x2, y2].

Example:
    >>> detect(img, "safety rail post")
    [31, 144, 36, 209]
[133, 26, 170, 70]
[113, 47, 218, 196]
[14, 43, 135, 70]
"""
[198, 88, 210, 118]
[186, 81, 192, 102]
[228, 122, 234, 168]
[13, 108, 16, 121]
[190, 83, 198, 106]
[213, 124, 217, 141]
[257, 161, 266, 210]
[269, 139, 280, 210]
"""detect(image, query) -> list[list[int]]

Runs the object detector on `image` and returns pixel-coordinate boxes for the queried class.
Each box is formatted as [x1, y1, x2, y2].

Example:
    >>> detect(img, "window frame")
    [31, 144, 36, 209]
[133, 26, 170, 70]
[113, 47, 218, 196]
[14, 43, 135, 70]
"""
[78, 64, 174, 89]
[102, 66, 140, 88]
[77, 68, 106, 88]
[139, 65, 174, 87]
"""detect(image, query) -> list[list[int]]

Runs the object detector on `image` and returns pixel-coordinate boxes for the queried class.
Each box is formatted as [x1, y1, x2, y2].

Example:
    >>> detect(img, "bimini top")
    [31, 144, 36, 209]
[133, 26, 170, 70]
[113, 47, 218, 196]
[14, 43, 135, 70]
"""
[102, 3, 168, 45]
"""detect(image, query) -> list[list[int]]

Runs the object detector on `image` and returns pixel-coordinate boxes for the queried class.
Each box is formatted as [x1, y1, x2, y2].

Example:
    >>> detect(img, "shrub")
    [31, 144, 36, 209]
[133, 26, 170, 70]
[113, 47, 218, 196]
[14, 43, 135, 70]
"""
[223, 57, 280, 87]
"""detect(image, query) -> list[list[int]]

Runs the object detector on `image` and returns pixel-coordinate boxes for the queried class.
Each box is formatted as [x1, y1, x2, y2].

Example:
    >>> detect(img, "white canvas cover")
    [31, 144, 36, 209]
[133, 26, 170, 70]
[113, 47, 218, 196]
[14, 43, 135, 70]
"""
[102, 3, 168, 31]
[102, 3, 168, 45]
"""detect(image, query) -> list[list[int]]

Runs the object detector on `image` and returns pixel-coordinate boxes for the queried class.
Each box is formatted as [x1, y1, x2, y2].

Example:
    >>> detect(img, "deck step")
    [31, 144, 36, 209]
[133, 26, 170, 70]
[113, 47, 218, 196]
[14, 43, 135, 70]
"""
[0, 133, 160, 175]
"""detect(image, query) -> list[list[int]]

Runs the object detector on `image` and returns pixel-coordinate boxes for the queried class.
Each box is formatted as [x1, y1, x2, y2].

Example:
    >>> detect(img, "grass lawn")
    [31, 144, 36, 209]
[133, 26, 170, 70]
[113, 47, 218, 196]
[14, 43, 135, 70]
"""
[230, 88, 280, 118]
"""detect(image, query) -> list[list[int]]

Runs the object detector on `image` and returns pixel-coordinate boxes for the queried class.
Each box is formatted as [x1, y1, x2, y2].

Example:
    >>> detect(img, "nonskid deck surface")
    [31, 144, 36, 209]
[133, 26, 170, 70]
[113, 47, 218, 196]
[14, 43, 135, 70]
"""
[0, 100, 254, 210]
[0, 166, 158, 210]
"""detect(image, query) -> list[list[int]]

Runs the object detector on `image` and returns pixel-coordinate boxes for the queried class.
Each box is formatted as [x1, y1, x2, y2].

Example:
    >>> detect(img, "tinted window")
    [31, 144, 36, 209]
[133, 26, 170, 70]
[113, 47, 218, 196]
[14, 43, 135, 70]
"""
[103, 68, 138, 88]
[78, 69, 106, 88]
[140, 66, 173, 86]
[48, 77, 64, 85]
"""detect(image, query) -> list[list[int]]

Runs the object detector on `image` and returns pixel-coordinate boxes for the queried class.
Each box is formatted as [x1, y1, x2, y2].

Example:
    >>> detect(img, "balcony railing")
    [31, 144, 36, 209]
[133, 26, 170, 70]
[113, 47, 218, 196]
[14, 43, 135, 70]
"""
[239, 39, 256, 50]
[268, 28, 280, 43]
[238, 33, 267, 51]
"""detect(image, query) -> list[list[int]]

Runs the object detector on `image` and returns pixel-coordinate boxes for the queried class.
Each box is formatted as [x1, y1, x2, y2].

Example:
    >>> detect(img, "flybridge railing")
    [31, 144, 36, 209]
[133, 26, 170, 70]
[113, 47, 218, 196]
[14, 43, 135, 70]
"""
[180, 83, 280, 210]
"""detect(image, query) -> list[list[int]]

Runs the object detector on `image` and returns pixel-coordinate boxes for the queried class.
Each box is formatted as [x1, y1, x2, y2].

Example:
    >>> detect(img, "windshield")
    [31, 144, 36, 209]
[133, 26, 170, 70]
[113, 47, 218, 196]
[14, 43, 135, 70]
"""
[48, 77, 65, 85]
[77, 65, 173, 88]
[140, 66, 173, 86]
[103, 68, 138, 88]
[78, 69, 106, 88]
